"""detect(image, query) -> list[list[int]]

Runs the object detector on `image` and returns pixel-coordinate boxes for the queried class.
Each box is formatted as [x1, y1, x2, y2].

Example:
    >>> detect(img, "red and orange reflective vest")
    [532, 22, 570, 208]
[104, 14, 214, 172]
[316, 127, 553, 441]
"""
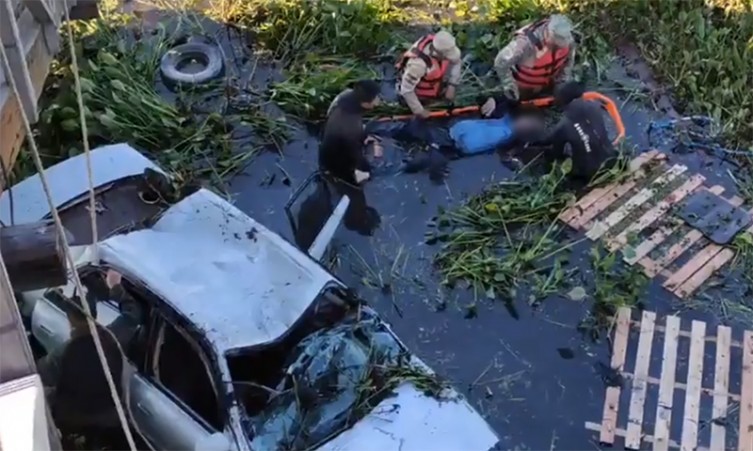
[395, 35, 449, 99]
[511, 20, 571, 89]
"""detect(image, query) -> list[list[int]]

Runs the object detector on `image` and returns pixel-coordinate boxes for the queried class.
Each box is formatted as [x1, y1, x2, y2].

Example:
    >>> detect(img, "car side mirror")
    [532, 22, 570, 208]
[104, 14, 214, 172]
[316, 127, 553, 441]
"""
[194, 432, 232, 451]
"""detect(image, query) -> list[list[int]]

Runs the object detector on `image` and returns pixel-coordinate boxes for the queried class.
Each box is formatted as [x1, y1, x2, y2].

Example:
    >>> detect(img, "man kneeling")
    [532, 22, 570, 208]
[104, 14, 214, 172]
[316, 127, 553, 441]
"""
[482, 82, 616, 179]
[539, 82, 617, 180]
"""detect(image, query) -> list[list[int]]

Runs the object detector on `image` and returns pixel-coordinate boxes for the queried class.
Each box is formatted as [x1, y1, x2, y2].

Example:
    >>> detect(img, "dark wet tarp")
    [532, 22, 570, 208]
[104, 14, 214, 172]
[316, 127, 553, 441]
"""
[677, 190, 752, 245]
[246, 313, 403, 450]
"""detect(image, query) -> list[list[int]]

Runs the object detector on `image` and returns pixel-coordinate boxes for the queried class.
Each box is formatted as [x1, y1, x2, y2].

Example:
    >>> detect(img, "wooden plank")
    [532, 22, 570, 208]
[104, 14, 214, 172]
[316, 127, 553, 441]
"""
[585, 421, 707, 451]
[587, 164, 688, 240]
[608, 174, 705, 252]
[0, 2, 62, 170]
[664, 244, 725, 292]
[571, 178, 641, 229]
[674, 219, 753, 298]
[622, 371, 741, 402]
[0, 0, 38, 120]
[681, 320, 706, 451]
[626, 310, 657, 450]
[601, 307, 632, 445]
[626, 186, 725, 265]
[710, 326, 731, 451]
[664, 206, 750, 295]
[643, 196, 745, 277]
[629, 319, 746, 350]
[568, 152, 666, 229]
[740, 331, 753, 451]
[559, 150, 660, 224]
[654, 315, 680, 451]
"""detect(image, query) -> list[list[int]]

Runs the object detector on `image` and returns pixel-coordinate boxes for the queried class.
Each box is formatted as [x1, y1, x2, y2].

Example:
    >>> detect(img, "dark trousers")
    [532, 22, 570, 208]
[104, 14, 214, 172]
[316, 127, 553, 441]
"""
[328, 177, 380, 236]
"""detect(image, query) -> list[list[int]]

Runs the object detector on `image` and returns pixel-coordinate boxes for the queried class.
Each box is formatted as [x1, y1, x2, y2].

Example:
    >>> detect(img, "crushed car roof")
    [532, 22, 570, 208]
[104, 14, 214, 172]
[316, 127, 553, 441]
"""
[100, 189, 335, 353]
[0, 142, 335, 354]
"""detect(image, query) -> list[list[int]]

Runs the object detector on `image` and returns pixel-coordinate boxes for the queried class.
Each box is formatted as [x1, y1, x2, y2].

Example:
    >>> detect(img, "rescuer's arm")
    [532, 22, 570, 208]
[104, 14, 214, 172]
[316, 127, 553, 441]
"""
[399, 58, 429, 117]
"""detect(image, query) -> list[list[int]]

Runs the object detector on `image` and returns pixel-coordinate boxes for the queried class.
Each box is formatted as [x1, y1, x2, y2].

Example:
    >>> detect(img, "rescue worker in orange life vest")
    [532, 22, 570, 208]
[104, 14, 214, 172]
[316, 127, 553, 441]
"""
[395, 30, 462, 119]
[491, 14, 575, 103]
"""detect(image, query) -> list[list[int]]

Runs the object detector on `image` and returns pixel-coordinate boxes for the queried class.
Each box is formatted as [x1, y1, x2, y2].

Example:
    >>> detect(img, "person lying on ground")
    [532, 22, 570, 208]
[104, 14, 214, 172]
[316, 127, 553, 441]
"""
[395, 30, 462, 119]
[319, 80, 383, 185]
[493, 14, 576, 102]
[531, 82, 617, 180]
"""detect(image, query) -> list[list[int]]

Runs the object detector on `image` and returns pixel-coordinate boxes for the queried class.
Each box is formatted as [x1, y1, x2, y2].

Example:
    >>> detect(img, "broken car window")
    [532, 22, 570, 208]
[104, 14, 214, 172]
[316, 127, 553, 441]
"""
[245, 311, 405, 450]
[152, 322, 222, 430]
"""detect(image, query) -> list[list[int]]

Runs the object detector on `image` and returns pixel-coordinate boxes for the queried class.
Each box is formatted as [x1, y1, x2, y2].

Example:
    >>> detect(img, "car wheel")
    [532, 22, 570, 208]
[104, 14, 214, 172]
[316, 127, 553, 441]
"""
[160, 42, 224, 89]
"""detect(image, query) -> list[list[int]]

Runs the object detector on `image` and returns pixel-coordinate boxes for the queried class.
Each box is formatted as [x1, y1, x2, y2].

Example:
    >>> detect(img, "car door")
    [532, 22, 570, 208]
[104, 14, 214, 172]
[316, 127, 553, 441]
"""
[135, 311, 222, 450]
[284, 171, 349, 261]
[28, 266, 219, 450]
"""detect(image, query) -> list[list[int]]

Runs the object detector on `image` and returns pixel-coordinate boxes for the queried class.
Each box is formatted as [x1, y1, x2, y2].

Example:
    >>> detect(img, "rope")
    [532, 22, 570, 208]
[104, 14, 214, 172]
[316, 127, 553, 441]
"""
[63, 0, 98, 261]
[0, 0, 136, 448]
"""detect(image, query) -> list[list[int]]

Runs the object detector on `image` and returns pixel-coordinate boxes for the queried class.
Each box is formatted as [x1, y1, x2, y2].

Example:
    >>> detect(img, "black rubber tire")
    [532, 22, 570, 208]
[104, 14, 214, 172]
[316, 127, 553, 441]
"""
[160, 42, 224, 88]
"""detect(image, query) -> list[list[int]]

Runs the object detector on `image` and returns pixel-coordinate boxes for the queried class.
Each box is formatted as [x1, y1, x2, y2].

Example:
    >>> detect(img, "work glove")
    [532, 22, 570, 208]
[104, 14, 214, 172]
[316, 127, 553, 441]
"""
[354, 170, 370, 184]
[480, 97, 496, 117]
[480, 95, 518, 119]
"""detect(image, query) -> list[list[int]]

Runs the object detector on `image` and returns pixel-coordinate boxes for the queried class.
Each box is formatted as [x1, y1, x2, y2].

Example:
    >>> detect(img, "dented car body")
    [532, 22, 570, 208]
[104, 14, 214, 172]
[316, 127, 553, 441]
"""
[2, 144, 499, 451]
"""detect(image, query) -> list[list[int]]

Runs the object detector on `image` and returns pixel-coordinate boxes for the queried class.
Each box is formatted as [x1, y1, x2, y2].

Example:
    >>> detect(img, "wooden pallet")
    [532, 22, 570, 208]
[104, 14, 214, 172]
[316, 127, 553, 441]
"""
[559, 150, 752, 300]
[585, 308, 753, 451]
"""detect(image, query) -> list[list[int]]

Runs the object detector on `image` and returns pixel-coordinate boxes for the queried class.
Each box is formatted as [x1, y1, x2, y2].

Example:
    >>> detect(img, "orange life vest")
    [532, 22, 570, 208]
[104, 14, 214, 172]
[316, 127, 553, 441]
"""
[395, 35, 449, 99]
[511, 20, 571, 89]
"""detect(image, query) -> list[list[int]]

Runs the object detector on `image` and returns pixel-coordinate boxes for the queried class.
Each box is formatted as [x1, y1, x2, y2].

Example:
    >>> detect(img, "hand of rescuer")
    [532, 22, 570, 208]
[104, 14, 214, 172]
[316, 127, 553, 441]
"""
[365, 135, 383, 158]
[480, 97, 496, 117]
[416, 109, 431, 119]
[354, 169, 370, 184]
[445, 85, 456, 101]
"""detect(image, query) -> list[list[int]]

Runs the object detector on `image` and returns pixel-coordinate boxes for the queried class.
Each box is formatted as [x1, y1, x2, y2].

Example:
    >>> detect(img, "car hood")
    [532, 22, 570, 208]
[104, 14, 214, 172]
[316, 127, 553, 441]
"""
[317, 383, 499, 451]
[0, 143, 164, 225]
[244, 314, 498, 451]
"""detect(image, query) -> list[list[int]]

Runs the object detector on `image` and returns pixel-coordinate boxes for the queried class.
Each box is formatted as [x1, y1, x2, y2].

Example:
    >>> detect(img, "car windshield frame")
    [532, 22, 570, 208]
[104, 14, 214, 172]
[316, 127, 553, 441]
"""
[233, 286, 407, 450]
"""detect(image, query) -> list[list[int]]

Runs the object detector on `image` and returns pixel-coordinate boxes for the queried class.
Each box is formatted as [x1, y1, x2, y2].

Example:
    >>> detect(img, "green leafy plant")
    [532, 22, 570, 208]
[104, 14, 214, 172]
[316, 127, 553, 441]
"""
[268, 56, 378, 120]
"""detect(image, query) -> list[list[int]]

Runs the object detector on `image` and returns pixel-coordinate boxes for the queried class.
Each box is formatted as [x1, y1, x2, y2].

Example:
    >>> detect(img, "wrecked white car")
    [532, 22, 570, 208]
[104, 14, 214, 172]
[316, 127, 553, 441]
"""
[2, 144, 499, 451]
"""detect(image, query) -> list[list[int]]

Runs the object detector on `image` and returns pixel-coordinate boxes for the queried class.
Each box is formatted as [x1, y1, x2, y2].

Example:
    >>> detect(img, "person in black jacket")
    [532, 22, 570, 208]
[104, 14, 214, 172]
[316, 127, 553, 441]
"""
[319, 80, 383, 185]
[319, 80, 383, 235]
[481, 82, 616, 179]
[537, 82, 617, 179]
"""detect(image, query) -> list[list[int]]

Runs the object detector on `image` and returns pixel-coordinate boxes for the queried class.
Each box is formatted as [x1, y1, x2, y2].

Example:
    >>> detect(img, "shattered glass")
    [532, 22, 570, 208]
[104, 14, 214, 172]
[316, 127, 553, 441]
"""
[246, 312, 404, 450]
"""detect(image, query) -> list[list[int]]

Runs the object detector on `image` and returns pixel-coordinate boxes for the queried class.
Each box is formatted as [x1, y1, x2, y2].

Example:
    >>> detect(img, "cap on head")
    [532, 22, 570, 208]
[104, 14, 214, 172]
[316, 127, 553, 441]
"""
[432, 30, 461, 62]
[547, 14, 574, 48]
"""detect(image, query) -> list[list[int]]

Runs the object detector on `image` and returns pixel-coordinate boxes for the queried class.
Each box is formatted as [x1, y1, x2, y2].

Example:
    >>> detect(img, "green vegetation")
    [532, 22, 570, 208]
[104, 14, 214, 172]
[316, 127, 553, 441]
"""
[427, 155, 650, 323]
[15, 5, 291, 188]
[268, 56, 378, 120]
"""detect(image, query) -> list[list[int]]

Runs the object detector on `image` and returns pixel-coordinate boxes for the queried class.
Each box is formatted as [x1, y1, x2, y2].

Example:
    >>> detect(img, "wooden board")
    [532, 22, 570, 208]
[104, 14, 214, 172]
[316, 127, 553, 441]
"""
[741, 331, 753, 451]
[0, 0, 68, 171]
[710, 326, 731, 451]
[587, 309, 753, 451]
[626, 185, 726, 265]
[600, 307, 632, 445]
[559, 150, 661, 224]
[608, 174, 705, 251]
[559, 152, 751, 300]
[626, 310, 656, 449]
[673, 218, 753, 298]
[681, 320, 706, 451]
[587, 164, 687, 240]
[654, 315, 680, 451]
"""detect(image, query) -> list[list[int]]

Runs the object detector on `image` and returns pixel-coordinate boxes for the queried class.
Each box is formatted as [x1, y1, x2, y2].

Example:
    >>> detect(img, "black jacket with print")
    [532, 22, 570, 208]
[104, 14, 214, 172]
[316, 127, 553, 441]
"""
[319, 89, 371, 184]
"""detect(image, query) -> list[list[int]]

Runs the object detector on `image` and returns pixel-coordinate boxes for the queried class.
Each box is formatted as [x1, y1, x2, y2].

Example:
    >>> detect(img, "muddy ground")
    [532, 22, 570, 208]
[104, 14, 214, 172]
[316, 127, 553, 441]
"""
[95, 6, 751, 449]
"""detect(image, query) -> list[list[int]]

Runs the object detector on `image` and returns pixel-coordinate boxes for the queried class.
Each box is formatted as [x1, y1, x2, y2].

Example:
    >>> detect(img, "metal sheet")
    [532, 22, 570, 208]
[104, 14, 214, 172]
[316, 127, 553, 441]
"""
[676, 190, 752, 245]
